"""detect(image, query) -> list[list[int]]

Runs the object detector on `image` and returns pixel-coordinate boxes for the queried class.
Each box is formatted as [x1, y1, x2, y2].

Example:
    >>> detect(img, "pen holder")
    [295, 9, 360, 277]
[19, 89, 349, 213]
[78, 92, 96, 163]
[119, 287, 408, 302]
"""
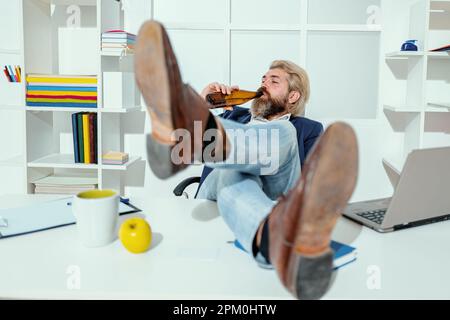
[0, 80, 23, 106]
[3, 65, 21, 83]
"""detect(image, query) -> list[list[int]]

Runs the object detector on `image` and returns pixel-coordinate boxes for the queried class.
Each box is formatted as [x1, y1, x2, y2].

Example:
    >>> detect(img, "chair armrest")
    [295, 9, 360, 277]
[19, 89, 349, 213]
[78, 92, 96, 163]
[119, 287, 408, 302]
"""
[173, 176, 201, 197]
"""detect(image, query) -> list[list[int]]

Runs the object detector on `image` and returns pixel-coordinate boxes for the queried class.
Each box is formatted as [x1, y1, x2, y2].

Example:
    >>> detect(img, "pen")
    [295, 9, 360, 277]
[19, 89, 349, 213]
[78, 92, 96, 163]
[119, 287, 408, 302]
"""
[15, 66, 21, 82]
[7, 65, 16, 82]
[3, 67, 12, 82]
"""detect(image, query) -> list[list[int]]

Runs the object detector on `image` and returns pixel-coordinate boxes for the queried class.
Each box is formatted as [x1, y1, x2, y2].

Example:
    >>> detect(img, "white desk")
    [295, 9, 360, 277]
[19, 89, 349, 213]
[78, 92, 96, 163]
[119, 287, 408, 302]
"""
[0, 194, 449, 299]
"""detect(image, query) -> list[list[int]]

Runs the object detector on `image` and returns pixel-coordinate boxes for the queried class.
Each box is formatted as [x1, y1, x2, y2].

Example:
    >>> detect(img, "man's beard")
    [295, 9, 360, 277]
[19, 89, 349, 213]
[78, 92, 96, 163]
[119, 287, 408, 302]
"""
[250, 90, 288, 119]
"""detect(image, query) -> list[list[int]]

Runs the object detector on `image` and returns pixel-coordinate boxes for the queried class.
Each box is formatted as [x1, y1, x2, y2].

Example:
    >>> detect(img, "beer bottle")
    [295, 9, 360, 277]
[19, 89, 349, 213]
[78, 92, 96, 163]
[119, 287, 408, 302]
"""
[206, 88, 263, 109]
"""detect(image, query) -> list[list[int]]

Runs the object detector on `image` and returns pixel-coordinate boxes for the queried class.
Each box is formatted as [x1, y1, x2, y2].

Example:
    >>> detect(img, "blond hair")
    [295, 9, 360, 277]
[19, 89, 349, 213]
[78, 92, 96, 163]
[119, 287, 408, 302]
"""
[270, 60, 310, 116]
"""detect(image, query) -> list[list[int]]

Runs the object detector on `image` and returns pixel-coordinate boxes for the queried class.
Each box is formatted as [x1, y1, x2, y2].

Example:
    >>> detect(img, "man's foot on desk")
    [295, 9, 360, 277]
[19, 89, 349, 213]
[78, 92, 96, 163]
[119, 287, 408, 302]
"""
[135, 20, 228, 179]
[268, 122, 358, 300]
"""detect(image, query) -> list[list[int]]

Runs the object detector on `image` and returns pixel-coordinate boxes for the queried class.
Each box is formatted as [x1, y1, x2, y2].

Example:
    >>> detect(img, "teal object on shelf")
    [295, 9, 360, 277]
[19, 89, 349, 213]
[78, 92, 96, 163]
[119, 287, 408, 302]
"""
[401, 40, 418, 51]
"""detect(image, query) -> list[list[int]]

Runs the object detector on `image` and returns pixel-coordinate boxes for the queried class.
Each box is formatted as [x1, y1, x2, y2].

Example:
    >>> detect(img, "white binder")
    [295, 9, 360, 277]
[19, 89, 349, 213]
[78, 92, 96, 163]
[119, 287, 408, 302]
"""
[0, 197, 140, 238]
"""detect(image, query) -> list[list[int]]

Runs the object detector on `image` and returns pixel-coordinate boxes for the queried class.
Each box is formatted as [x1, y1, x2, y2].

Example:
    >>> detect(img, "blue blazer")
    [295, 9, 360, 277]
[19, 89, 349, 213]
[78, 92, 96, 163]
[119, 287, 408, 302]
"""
[194, 107, 324, 198]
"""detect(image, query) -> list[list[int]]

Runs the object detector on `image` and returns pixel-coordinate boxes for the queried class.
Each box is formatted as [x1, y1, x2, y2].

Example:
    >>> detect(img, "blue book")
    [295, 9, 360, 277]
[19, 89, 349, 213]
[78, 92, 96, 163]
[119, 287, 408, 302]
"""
[233, 239, 357, 270]
[330, 240, 357, 270]
[77, 113, 85, 163]
[71, 113, 80, 163]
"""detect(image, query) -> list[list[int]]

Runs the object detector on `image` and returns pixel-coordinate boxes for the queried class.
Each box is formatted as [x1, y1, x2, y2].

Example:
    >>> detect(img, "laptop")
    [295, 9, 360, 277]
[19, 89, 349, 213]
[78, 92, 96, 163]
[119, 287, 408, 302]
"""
[343, 146, 450, 233]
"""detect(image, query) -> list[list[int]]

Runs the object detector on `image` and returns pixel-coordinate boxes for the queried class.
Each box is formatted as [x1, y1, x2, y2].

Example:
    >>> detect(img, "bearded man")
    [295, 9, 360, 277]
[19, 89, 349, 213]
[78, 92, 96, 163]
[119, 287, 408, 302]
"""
[135, 20, 358, 299]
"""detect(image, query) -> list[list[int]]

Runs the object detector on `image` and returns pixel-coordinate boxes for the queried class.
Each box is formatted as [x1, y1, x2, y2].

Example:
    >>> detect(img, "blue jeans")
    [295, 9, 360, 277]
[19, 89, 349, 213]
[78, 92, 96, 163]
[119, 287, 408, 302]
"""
[196, 118, 301, 267]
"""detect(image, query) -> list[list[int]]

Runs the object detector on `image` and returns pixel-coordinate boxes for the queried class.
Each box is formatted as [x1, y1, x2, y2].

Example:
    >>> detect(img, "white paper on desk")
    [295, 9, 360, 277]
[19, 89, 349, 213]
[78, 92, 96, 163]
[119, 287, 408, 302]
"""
[0, 197, 137, 238]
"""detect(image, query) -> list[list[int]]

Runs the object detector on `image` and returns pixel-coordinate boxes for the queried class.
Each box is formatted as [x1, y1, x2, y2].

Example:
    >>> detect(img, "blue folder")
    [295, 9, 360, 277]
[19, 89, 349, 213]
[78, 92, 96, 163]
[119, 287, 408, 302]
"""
[0, 197, 140, 239]
[233, 239, 357, 270]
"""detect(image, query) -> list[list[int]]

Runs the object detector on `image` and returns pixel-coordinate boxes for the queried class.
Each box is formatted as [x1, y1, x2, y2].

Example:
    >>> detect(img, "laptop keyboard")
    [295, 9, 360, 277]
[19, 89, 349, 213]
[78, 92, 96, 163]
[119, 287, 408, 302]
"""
[356, 209, 387, 225]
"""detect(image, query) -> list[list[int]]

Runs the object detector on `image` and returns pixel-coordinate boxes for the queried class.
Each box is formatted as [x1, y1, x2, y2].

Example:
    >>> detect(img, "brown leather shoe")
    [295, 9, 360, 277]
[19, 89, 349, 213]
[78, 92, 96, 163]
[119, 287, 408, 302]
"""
[135, 20, 215, 179]
[268, 122, 358, 300]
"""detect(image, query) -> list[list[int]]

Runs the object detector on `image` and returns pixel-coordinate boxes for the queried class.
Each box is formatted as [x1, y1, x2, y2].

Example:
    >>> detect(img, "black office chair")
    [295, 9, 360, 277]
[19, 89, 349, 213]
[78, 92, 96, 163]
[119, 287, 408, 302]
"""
[173, 176, 201, 198]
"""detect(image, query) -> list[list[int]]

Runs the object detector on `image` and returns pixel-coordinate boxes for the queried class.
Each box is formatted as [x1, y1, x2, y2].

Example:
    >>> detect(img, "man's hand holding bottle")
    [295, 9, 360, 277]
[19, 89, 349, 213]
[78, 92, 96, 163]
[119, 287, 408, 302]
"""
[201, 82, 240, 110]
[200, 82, 263, 110]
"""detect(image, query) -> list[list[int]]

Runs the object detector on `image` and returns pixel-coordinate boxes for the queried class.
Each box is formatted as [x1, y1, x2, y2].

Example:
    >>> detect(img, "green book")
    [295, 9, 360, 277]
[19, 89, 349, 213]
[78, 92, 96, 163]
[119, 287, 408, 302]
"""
[77, 113, 85, 163]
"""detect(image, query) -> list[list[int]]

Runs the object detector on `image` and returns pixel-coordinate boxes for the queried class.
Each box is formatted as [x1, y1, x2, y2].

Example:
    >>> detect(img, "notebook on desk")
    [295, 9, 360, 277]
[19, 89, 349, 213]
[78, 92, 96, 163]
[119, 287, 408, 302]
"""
[0, 197, 140, 239]
[233, 239, 357, 270]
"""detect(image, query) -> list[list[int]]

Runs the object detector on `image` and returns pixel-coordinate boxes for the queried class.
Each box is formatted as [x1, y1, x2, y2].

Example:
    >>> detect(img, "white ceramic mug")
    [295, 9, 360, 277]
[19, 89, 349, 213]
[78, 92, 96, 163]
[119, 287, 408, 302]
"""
[72, 189, 119, 247]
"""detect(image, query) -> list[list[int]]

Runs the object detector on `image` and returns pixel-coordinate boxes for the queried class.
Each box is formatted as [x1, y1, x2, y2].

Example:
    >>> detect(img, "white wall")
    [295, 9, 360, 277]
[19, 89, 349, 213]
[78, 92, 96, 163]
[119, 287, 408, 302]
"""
[1, 0, 448, 203]
[122, 0, 396, 202]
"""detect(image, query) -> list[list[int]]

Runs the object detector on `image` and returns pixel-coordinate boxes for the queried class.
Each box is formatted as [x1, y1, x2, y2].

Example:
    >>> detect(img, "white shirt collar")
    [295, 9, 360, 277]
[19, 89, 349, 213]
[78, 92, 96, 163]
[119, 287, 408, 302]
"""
[249, 113, 291, 124]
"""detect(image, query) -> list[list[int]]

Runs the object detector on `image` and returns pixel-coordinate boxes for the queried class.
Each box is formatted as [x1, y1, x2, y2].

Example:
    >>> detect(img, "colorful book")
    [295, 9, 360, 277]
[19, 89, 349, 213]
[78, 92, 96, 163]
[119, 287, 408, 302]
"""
[102, 43, 135, 47]
[26, 90, 97, 97]
[26, 74, 97, 84]
[82, 114, 91, 163]
[77, 113, 85, 163]
[26, 102, 97, 108]
[102, 30, 136, 37]
[88, 113, 96, 164]
[27, 85, 97, 90]
[101, 38, 136, 43]
[26, 74, 98, 109]
[27, 97, 96, 103]
[71, 113, 80, 163]
[102, 34, 136, 39]
[102, 151, 129, 165]
[101, 48, 134, 54]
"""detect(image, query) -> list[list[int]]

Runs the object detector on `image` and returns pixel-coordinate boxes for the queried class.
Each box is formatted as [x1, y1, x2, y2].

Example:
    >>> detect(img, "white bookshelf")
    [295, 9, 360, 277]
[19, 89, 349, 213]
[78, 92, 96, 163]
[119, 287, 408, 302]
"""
[0, 0, 144, 195]
[100, 49, 135, 57]
[28, 154, 99, 169]
[383, 0, 450, 170]
[386, 51, 450, 59]
[428, 51, 450, 59]
[383, 104, 422, 113]
[24, 106, 141, 113]
[385, 51, 424, 58]
[27, 153, 141, 171]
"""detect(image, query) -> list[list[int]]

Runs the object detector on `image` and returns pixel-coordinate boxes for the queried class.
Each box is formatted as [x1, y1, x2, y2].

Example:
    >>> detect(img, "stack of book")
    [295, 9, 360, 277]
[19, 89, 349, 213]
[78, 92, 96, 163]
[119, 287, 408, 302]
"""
[32, 175, 98, 195]
[102, 151, 129, 165]
[26, 74, 97, 108]
[101, 30, 136, 54]
[71, 112, 98, 164]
